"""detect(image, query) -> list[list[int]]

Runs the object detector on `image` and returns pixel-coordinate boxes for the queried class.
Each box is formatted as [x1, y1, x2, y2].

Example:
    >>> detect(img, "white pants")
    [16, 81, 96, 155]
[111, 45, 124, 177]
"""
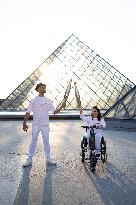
[86, 132, 102, 154]
[28, 125, 50, 159]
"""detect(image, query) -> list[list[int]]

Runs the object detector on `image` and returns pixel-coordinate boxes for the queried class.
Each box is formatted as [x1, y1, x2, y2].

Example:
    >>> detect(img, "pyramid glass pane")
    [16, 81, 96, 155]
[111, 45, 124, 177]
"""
[103, 86, 136, 119]
[0, 34, 135, 111]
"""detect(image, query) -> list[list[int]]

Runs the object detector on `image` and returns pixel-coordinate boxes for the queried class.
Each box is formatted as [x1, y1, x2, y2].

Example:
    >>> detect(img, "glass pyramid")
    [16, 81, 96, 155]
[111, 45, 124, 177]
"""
[103, 86, 136, 119]
[0, 34, 135, 111]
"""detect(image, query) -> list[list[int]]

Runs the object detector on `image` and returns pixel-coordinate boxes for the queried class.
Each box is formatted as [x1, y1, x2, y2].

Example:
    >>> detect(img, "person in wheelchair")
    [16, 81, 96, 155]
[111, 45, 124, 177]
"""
[80, 106, 106, 160]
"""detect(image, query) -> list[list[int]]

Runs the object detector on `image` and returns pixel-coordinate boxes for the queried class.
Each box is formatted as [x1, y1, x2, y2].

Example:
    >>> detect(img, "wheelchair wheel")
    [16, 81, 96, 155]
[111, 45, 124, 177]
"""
[101, 140, 107, 163]
[105, 152, 107, 161]
[90, 152, 96, 172]
[81, 140, 84, 148]
[81, 148, 85, 163]
[81, 137, 88, 148]
[81, 140, 85, 163]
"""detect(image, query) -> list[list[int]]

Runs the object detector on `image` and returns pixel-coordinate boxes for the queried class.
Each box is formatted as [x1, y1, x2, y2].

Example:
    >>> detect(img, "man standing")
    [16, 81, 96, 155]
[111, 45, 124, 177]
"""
[23, 83, 66, 167]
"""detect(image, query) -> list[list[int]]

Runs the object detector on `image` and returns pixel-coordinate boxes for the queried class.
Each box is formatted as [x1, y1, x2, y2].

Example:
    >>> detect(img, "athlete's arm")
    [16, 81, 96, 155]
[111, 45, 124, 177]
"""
[54, 100, 66, 115]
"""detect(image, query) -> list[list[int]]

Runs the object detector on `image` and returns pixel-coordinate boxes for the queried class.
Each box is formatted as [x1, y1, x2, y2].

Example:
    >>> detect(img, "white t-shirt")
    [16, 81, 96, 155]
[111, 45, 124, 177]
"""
[80, 114, 106, 134]
[27, 96, 55, 126]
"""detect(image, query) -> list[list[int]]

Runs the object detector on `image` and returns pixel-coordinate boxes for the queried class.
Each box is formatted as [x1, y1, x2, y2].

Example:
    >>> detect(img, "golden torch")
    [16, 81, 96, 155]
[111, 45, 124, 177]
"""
[74, 82, 81, 109]
[56, 79, 72, 109]
[64, 79, 72, 100]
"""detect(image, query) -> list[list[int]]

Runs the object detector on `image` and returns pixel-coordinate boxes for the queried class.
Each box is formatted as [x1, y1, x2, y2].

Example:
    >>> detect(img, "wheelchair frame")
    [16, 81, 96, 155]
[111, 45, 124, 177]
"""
[81, 125, 107, 172]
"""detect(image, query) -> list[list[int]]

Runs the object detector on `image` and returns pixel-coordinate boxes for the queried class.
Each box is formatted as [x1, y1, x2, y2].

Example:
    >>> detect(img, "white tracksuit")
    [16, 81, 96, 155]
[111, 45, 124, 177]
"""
[80, 114, 106, 154]
[27, 96, 55, 160]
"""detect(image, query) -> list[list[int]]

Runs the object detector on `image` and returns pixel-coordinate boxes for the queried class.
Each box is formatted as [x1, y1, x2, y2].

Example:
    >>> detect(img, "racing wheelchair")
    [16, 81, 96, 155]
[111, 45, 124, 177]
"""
[81, 125, 107, 172]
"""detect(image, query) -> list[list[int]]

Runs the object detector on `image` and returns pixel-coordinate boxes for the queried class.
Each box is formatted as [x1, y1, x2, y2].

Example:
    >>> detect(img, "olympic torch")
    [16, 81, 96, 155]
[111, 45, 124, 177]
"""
[64, 79, 72, 100]
[56, 79, 72, 110]
[74, 82, 81, 109]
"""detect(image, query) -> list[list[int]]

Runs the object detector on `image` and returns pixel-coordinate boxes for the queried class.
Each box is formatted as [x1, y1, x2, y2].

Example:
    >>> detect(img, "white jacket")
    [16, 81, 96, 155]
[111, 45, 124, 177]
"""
[27, 96, 55, 126]
[80, 114, 106, 134]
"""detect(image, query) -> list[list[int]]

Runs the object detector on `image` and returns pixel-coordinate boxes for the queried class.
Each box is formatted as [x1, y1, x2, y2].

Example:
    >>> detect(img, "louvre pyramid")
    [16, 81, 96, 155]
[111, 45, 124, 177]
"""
[103, 85, 136, 119]
[0, 34, 135, 111]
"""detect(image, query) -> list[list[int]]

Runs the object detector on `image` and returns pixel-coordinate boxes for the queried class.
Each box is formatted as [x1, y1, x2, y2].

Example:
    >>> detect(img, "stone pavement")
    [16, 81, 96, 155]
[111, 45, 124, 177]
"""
[0, 120, 136, 205]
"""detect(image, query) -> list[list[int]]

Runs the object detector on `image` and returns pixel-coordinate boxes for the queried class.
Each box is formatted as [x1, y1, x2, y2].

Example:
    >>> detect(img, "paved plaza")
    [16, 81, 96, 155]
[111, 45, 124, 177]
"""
[0, 120, 136, 205]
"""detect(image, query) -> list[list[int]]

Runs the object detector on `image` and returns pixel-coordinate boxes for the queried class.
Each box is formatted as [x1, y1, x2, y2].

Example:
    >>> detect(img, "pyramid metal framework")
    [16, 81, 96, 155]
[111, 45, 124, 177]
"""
[0, 34, 135, 111]
[103, 85, 136, 119]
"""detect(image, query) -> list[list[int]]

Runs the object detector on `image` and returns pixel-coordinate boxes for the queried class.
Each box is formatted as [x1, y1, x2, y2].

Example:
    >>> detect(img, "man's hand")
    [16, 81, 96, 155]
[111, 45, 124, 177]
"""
[23, 123, 28, 132]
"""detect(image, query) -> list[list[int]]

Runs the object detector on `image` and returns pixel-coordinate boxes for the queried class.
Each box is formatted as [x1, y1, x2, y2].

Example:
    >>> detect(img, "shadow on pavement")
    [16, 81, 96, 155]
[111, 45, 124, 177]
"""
[83, 161, 136, 205]
[13, 166, 32, 205]
[13, 162, 58, 205]
[42, 163, 57, 205]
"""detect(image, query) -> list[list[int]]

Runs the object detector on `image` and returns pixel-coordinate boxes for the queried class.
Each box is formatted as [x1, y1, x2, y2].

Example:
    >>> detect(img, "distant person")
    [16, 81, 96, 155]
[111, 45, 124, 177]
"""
[23, 83, 66, 167]
[80, 106, 106, 158]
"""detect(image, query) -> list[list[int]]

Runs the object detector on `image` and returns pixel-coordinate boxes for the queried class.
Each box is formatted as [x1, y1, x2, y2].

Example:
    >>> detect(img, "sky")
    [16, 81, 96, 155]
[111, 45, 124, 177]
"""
[0, 0, 136, 99]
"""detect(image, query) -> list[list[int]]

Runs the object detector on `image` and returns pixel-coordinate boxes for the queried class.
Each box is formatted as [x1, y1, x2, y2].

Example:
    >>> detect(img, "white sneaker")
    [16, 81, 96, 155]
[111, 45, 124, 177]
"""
[23, 157, 32, 167]
[46, 159, 57, 165]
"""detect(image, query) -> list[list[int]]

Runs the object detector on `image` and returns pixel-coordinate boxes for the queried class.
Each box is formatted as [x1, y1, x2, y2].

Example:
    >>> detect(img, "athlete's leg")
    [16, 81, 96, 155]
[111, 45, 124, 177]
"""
[41, 126, 51, 160]
[28, 125, 40, 157]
